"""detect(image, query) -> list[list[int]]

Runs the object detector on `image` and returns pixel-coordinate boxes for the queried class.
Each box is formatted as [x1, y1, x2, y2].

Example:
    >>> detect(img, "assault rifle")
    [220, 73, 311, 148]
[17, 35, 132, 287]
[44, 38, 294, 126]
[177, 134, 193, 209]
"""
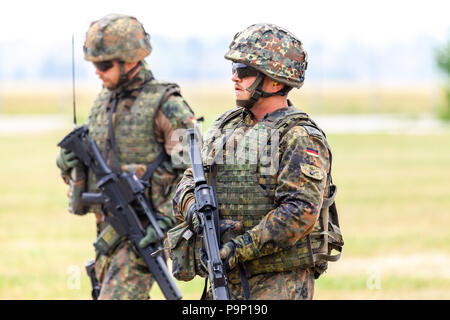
[57, 125, 182, 300]
[187, 128, 230, 300]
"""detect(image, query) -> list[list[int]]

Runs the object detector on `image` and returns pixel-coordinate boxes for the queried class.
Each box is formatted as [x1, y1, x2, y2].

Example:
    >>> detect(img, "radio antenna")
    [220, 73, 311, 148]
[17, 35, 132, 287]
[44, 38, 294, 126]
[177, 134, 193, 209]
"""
[72, 34, 77, 128]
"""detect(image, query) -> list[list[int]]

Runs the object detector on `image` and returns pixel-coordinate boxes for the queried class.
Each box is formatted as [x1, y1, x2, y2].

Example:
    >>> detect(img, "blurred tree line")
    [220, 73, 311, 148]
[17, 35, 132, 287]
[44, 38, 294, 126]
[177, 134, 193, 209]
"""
[436, 41, 450, 120]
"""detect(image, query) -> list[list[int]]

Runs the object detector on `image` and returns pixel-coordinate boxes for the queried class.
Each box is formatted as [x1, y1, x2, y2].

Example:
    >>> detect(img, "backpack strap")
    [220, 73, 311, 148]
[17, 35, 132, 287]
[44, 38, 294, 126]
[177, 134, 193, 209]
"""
[217, 107, 244, 129]
[141, 82, 181, 182]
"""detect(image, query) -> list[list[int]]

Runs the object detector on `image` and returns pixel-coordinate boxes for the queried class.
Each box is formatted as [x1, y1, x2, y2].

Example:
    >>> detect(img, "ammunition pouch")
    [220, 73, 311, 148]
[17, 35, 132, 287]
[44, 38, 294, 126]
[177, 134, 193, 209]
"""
[166, 221, 207, 281]
[227, 185, 343, 281]
[309, 184, 344, 278]
[94, 224, 122, 256]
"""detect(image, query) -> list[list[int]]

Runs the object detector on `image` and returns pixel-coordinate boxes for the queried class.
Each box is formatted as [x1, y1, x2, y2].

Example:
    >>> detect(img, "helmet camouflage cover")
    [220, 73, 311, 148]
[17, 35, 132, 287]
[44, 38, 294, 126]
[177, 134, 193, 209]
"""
[84, 14, 152, 63]
[225, 23, 308, 88]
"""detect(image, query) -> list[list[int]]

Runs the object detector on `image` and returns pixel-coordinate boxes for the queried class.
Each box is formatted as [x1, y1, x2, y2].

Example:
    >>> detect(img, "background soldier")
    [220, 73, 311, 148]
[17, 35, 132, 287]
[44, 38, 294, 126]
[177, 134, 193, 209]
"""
[56, 14, 194, 299]
[172, 23, 342, 300]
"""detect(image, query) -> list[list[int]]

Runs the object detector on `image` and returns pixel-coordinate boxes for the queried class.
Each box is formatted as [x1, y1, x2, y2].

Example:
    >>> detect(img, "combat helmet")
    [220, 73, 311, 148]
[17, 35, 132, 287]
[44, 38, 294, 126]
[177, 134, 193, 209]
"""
[225, 23, 308, 91]
[84, 13, 152, 63]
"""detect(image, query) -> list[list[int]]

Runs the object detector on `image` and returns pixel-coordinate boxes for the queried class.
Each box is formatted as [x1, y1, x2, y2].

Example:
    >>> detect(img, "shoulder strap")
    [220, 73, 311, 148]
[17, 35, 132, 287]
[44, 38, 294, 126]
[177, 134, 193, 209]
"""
[141, 82, 180, 182]
[141, 148, 169, 183]
[149, 82, 181, 115]
[217, 107, 243, 129]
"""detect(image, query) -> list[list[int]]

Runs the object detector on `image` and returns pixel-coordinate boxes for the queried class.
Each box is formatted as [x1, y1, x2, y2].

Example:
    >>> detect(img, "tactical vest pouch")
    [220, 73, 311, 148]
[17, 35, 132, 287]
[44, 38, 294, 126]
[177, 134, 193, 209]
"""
[243, 236, 321, 278]
[166, 222, 207, 281]
[308, 184, 344, 278]
[94, 224, 121, 256]
[67, 164, 89, 215]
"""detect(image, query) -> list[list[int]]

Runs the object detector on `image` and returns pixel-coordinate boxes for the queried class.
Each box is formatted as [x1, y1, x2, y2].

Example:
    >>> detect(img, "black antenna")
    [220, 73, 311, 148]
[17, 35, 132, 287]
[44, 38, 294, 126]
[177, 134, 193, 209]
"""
[72, 34, 77, 128]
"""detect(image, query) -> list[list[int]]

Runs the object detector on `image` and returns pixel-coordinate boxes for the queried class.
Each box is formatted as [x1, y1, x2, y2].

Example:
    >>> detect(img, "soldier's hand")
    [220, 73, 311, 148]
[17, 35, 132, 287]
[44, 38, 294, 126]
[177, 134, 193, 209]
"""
[185, 203, 201, 232]
[220, 233, 256, 271]
[138, 216, 173, 248]
[220, 241, 238, 271]
[120, 164, 147, 179]
[220, 219, 243, 243]
[56, 148, 80, 172]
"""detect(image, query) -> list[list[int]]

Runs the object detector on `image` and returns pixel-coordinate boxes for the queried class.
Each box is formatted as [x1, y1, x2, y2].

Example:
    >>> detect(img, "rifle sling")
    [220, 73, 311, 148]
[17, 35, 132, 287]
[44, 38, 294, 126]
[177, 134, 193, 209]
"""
[106, 95, 118, 161]
[142, 148, 169, 182]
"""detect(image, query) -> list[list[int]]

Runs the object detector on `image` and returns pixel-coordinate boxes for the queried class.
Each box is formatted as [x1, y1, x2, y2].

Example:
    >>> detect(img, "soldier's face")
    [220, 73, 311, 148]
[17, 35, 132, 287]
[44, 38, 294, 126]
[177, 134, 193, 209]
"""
[232, 72, 283, 100]
[94, 60, 121, 89]
[232, 72, 257, 101]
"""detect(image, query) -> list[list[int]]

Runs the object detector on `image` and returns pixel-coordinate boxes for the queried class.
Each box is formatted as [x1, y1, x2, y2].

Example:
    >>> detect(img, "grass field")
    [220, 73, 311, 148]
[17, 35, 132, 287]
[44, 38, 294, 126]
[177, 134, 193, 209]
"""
[0, 85, 449, 300]
[1, 82, 445, 119]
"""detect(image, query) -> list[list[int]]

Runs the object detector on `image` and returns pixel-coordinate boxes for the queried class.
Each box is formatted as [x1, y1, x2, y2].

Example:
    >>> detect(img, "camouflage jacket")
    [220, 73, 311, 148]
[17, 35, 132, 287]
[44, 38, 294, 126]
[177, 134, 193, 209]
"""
[173, 105, 331, 277]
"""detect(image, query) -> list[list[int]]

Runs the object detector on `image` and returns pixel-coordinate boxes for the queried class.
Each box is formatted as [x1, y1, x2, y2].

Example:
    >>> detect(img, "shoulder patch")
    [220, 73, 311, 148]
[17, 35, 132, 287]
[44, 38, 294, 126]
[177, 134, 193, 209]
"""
[301, 163, 325, 181]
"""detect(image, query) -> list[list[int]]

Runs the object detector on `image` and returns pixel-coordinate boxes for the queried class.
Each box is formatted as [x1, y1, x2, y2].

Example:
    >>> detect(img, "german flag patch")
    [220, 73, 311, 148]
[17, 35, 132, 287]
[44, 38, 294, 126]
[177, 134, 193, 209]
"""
[306, 147, 319, 157]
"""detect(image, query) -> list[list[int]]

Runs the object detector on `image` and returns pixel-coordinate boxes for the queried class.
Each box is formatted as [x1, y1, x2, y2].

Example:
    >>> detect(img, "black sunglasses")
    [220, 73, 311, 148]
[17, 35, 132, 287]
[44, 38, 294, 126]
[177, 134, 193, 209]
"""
[232, 63, 259, 78]
[93, 60, 114, 72]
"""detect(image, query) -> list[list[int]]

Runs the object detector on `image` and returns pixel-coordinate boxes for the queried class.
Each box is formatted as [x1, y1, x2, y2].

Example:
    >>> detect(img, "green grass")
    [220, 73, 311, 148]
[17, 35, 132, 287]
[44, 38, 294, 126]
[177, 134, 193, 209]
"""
[1, 128, 448, 299]
[0, 85, 449, 299]
[317, 275, 450, 291]
[1, 84, 443, 118]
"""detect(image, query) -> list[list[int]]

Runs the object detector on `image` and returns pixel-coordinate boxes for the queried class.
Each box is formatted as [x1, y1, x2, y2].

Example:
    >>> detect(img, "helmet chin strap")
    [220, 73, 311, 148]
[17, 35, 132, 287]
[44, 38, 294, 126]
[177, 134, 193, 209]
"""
[236, 72, 290, 109]
[112, 61, 142, 90]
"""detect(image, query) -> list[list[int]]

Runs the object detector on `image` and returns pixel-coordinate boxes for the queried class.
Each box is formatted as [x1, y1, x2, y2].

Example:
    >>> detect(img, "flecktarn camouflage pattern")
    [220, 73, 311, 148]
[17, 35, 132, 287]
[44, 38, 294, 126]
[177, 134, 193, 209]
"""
[224, 23, 308, 88]
[95, 241, 155, 299]
[171, 104, 343, 299]
[68, 59, 193, 299]
[84, 13, 152, 63]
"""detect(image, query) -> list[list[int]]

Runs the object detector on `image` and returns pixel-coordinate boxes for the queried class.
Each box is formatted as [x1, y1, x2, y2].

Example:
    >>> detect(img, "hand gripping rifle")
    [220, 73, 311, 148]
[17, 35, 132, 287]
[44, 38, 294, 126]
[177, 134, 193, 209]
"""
[187, 128, 230, 300]
[57, 126, 182, 300]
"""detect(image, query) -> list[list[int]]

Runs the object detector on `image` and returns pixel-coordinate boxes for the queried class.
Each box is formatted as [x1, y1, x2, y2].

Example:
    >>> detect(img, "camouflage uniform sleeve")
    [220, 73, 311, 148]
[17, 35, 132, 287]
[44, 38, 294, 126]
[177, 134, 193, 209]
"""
[172, 167, 195, 222]
[157, 94, 195, 168]
[153, 94, 195, 221]
[237, 125, 331, 262]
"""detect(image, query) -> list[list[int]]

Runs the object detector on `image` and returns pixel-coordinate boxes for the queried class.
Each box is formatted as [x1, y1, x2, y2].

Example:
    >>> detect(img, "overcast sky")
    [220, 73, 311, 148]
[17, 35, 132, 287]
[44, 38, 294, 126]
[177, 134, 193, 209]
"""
[2, 0, 449, 45]
[0, 0, 448, 86]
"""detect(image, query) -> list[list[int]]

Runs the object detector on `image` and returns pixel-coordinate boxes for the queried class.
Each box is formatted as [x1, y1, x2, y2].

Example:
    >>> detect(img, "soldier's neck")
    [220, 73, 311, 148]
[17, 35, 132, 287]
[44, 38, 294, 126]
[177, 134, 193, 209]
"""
[110, 65, 147, 94]
[249, 96, 288, 122]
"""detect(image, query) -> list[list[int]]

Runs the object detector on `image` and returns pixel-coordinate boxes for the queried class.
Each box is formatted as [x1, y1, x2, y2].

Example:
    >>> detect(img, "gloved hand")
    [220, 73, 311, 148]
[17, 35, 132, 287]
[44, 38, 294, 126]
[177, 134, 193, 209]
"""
[219, 219, 243, 243]
[138, 216, 174, 248]
[185, 203, 201, 232]
[56, 148, 80, 172]
[220, 241, 238, 271]
[220, 233, 258, 271]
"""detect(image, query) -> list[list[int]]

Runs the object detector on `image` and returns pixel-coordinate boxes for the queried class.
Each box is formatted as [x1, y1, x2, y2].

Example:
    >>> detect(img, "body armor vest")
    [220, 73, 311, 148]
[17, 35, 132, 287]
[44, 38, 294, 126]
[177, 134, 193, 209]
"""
[208, 106, 343, 278]
[85, 80, 180, 212]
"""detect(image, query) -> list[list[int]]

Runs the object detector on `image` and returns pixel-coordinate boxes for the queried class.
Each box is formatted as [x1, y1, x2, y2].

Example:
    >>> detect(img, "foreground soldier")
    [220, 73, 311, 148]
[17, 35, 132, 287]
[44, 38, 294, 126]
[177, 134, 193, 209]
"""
[170, 24, 343, 299]
[56, 14, 194, 299]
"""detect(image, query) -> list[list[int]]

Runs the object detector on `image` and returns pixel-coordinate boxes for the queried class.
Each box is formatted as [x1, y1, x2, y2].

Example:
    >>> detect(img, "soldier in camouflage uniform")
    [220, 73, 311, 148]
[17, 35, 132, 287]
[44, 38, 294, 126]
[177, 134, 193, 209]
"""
[170, 24, 342, 300]
[56, 14, 194, 299]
